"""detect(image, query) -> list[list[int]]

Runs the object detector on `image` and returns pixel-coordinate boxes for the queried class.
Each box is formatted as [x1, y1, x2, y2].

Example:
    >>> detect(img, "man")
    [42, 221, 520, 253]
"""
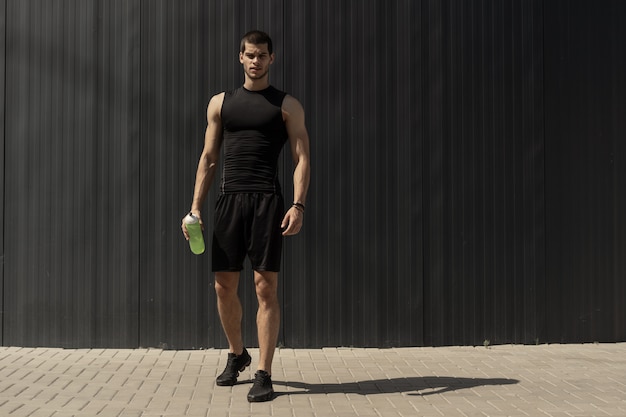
[181, 30, 311, 403]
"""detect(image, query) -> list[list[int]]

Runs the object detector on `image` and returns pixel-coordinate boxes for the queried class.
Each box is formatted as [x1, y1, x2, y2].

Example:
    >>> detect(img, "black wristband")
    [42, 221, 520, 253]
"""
[292, 202, 305, 212]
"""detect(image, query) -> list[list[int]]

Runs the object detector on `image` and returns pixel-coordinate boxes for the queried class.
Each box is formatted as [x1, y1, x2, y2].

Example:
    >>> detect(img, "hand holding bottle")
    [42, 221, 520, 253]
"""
[182, 212, 205, 255]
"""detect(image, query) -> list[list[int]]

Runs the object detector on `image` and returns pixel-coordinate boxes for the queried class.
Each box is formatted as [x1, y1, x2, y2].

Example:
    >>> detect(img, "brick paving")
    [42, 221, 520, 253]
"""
[0, 343, 624, 416]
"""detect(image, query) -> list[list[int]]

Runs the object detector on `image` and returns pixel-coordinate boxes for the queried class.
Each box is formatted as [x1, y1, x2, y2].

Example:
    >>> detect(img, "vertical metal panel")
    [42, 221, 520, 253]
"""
[281, 0, 423, 347]
[545, 0, 626, 343]
[138, 0, 211, 350]
[0, 0, 5, 345]
[612, 2, 626, 342]
[3, 0, 140, 347]
[422, 0, 545, 346]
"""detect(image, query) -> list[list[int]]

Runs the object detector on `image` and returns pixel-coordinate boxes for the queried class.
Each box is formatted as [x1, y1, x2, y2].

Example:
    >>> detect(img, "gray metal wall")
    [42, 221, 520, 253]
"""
[421, 0, 546, 346]
[0, 0, 5, 344]
[544, 0, 626, 343]
[0, 0, 624, 349]
[3, 0, 141, 347]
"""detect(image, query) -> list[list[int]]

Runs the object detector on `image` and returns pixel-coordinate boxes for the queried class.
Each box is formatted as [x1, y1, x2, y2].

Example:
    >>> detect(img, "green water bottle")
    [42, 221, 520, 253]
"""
[184, 213, 205, 255]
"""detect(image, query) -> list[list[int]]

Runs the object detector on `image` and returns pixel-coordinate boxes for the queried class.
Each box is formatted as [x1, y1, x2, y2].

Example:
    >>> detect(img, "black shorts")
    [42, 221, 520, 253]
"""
[212, 193, 284, 272]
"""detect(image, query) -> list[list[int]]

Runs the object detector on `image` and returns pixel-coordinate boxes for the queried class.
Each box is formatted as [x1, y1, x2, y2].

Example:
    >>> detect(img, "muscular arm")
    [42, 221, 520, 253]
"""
[281, 95, 311, 236]
[182, 93, 224, 239]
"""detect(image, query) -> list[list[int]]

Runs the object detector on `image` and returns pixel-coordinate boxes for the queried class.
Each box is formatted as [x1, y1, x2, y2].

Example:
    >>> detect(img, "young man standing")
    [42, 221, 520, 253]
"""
[181, 30, 311, 402]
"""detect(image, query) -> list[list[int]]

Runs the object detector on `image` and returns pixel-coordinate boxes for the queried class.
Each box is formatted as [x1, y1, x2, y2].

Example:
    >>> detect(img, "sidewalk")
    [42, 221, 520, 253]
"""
[0, 343, 624, 417]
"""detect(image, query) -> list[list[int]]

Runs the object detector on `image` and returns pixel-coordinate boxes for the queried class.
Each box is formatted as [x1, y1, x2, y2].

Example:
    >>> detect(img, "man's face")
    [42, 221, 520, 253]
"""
[240, 42, 274, 80]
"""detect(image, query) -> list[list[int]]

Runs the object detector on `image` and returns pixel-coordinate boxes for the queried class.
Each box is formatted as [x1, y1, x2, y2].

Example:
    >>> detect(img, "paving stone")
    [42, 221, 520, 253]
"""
[0, 344, 625, 416]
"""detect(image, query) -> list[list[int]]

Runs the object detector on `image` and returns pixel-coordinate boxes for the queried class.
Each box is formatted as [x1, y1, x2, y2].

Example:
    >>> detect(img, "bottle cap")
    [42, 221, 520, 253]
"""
[184, 213, 199, 225]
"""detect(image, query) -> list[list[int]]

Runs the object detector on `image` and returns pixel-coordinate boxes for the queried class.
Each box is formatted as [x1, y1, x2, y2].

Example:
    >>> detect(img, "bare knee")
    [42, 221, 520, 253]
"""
[254, 271, 278, 302]
[214, 272, 240, 299]
[255, 281, 277, 300]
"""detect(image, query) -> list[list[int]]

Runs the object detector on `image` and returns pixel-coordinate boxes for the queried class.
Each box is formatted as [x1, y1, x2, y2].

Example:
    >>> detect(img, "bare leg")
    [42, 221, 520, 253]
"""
[254, 270, 280, 375]
[214, 271, 244, 355]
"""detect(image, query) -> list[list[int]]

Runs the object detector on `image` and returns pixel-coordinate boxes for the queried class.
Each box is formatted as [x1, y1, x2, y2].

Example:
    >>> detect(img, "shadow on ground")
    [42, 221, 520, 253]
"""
[271, 376, 519, 397]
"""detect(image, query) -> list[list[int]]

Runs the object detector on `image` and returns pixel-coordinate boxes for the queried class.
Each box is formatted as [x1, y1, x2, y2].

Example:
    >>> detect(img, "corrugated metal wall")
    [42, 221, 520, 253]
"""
[139, 0, 210, 350]
[0, 0, 5, 346]
[544, 0, 626, 343]
[420, 0, 545, 346]
[1, 0, 624, 349]
[3, 0, 141, 347]
[281, 0, 424, 347]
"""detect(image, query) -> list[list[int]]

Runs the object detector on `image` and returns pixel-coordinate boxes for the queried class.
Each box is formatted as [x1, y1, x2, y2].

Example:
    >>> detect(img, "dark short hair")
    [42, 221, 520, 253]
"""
[240, 30, 273, 54]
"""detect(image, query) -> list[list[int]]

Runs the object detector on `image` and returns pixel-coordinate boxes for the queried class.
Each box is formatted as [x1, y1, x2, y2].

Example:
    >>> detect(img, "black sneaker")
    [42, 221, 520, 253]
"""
[247, 370, 274, 402]
[216, 348, 252, 386]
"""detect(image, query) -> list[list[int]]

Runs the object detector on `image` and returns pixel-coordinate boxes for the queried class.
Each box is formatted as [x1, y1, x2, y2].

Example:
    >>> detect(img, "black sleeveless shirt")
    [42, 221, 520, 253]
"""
[219, 86, 288, 194]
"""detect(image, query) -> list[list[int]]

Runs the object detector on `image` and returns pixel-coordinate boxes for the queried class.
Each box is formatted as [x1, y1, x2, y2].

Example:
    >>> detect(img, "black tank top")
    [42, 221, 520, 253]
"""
[220, 86, 288, 194]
